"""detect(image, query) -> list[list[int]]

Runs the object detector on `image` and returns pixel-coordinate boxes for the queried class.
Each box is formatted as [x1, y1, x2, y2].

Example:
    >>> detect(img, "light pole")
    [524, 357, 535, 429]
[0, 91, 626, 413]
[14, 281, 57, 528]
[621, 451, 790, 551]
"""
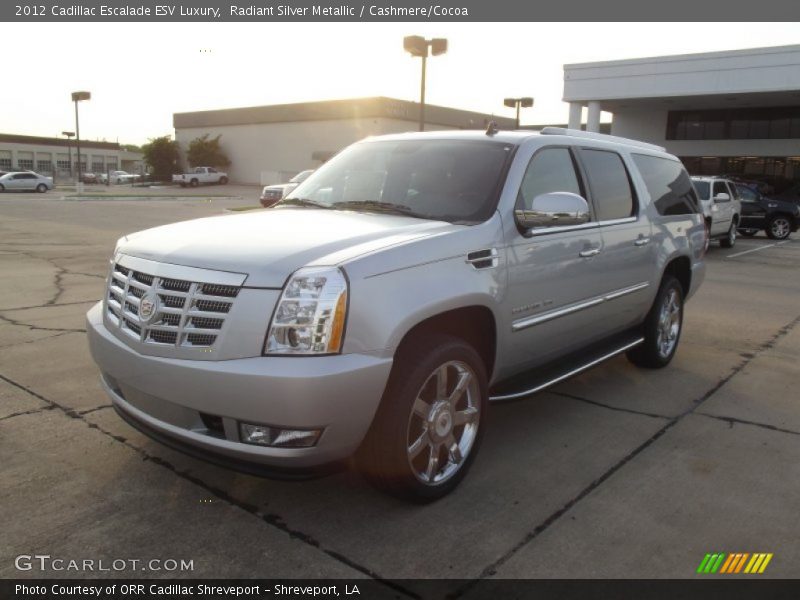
[61, 131, 75, 180]
[403, 36, 447, 132]
[504, 97, 534, 129]
[71, 91, 91, 188]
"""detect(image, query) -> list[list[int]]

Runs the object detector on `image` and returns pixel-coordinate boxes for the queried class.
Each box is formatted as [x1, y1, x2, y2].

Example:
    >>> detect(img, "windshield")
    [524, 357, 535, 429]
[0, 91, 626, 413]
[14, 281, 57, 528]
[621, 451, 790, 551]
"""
[281, 139, 514, 223]
[692, 180, 710, 200]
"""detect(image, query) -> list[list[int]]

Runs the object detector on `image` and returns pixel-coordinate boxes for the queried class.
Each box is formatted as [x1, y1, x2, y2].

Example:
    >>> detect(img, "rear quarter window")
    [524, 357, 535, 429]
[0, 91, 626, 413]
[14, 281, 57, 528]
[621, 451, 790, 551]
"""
[632, 154, 700, 216]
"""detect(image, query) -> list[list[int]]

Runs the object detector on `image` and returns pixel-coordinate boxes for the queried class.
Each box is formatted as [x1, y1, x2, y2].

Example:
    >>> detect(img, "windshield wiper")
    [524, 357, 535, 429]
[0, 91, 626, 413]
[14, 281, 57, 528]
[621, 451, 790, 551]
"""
[332, 200, 426, 218]
[277, 197, 333, 209]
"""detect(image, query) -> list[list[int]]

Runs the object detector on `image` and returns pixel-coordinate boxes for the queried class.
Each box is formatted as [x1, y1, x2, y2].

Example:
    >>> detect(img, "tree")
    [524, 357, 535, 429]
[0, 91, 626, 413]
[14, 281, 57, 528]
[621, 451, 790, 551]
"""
[186, 134, 231, 169]
[142, 136, 179, 182]
[121, 143, 143, 153]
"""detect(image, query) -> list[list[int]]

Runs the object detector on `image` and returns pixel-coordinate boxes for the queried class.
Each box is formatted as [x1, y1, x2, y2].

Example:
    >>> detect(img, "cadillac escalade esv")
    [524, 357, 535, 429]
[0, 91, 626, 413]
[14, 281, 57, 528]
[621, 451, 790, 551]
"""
[86, 128, 706, 501]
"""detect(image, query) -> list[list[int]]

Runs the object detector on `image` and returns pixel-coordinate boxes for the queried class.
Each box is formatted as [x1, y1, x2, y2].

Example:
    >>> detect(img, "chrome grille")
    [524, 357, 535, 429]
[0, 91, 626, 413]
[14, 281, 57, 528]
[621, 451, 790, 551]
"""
[106, 261, 240, 348]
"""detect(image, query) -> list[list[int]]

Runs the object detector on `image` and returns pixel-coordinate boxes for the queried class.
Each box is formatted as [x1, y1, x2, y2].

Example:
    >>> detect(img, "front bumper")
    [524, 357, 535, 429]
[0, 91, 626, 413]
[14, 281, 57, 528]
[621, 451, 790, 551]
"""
[86, 302, 393, 470]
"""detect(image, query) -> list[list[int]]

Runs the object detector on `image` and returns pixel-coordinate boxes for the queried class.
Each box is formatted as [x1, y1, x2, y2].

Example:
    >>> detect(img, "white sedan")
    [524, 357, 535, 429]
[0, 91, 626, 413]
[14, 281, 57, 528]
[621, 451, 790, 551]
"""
[99, 170, 142, 185]
[0, 171, 54, 193]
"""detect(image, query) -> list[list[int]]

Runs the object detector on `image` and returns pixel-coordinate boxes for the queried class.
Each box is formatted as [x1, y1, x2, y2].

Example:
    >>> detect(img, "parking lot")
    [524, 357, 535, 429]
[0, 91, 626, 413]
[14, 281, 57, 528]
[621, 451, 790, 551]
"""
[1, 189, 799, 586]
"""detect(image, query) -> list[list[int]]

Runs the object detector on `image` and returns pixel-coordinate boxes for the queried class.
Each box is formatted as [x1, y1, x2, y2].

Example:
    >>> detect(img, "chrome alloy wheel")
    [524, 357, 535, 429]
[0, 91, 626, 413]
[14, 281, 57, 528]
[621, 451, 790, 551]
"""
[771, 217, 791, 239]
[406, 360, 480, 486]
[656, 288, 681, 359]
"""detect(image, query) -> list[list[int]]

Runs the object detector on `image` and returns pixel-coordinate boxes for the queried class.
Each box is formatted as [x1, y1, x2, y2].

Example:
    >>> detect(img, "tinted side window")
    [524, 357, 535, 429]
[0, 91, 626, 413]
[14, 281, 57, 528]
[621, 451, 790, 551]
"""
[580, 149, 635, 221]
[737, 185, 758, 202]
[517, 148, 582, 210]
[713, 181, 729, 199]
[632, 154, 699, 216]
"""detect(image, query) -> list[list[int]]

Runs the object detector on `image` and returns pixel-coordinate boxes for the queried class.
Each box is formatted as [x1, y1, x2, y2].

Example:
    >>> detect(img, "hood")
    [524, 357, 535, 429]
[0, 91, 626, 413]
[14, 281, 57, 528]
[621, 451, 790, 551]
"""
[119, 207, 460, 288]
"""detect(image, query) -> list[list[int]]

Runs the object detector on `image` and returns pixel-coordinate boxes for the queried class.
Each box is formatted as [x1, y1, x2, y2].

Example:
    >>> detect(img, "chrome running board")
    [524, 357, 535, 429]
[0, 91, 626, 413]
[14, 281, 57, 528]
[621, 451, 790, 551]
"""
[489, 336, 645, 402]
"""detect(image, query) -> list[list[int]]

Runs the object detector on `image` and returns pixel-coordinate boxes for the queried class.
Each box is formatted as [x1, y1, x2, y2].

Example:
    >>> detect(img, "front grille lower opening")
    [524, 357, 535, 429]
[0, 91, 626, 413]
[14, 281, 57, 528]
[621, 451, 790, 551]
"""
[199, 412, 225, 438]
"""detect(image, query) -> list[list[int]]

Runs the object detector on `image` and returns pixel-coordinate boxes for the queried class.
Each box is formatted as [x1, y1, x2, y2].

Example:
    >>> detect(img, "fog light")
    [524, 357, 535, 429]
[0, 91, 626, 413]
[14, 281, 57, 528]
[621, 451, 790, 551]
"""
[239, 423, 322, 448]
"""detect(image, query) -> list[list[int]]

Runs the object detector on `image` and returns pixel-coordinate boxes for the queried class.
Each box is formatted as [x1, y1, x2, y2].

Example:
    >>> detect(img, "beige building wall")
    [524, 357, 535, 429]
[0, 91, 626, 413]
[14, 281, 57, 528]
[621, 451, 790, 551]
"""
[175, 117, 455, 185]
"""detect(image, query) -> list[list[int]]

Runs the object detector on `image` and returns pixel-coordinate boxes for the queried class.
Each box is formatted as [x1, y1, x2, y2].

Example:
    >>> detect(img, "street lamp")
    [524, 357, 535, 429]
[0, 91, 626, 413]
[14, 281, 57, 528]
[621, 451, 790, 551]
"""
[61, 131, 75, 180]
[403, 36, 447, 132]
[71, 91, 91, 187]
[504, 97, 534, 129]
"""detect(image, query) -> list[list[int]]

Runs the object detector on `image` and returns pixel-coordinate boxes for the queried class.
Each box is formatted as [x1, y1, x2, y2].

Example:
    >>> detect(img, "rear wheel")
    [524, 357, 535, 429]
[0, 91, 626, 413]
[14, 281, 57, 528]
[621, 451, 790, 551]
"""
[627, 275, 683, 369]
[766, 216, 791, 240]
[190, 178, 199, 187]
[719, 221, 737, 248]
[358, 333, 487, 502]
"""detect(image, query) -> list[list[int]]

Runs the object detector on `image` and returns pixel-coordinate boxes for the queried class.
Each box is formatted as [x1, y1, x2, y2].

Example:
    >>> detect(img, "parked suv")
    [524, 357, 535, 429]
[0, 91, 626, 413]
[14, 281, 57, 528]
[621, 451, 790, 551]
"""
[86, 128, 706, 501]
[690, 177, 742, 248]
[735, 183, 800, 240]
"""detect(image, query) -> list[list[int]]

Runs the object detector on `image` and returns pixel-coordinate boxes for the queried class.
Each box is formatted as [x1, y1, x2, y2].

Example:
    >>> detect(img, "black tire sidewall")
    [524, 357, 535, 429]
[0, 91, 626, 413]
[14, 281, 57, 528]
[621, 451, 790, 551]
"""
[358, 334, 488, 501]
[629, 275, 684, 369]
[767, 216, 791, 240]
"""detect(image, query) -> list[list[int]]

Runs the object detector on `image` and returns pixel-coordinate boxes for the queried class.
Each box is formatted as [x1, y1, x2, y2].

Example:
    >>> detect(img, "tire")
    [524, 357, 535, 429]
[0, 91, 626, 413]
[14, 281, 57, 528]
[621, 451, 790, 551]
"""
[219, 176, 228, 185]
[739, 229, 758, 237]
[190, 178, 199, 187]
[179, 182, 186, 188]
[357, 333, 487, 502]
[719, 221, 737, 248]
[36, 183, 47, 193]
[0, 183, 4, 192]
[627, 275, 684, 369]
[766, 215, 792, 240]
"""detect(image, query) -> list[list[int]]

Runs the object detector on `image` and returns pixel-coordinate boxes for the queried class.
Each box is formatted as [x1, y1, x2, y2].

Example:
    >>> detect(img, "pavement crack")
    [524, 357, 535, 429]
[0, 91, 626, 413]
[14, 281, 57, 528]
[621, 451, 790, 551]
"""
[0, 312, 85, 333]
[0, 405, 56, 422]
[78, 404, 113, 415]
[0, 330, 78, 349]
[449, 312, 800, 597]
[0, 371, 416, 598]
[697, 412, 800, 437]
[552, 391, 670, 420]
[0, 299, 99, 312]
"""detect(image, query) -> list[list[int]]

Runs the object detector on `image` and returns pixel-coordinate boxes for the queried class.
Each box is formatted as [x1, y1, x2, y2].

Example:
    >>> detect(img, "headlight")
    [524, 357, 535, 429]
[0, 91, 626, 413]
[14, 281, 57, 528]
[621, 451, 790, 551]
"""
[264, 266, 348, 355]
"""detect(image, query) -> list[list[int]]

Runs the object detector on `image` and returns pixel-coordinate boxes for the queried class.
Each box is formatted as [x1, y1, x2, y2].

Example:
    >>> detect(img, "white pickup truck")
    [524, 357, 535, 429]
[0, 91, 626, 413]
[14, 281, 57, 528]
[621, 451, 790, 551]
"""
[172, 167, 229, 187]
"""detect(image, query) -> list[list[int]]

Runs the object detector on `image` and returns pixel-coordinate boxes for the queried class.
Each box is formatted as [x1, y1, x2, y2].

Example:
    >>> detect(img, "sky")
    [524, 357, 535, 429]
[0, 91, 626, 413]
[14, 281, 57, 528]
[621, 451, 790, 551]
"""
[1, 22, 798, 145]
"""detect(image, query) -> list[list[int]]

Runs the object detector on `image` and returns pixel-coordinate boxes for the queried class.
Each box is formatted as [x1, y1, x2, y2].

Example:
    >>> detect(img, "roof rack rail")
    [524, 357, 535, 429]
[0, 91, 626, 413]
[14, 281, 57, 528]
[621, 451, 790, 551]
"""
[540, 127, 666, 152]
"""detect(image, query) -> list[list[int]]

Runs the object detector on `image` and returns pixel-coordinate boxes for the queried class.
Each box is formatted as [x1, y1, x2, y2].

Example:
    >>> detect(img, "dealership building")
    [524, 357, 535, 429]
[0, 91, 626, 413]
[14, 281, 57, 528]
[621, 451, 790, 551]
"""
[563, 44, 800, 190]
[172, 97, 515, 185]
[0, 133, 143, 181]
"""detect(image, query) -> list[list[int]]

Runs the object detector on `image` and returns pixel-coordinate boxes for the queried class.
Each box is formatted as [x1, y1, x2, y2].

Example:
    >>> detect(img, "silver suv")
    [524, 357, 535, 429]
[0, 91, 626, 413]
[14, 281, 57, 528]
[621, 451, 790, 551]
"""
[691, 176, 742, 249]
[86, 128, 706, 501]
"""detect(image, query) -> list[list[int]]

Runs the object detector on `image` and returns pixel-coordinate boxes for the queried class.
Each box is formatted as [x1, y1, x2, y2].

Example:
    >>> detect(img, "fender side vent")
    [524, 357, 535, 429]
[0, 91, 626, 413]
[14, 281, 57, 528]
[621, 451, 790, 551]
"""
[466, 248, 499, 270]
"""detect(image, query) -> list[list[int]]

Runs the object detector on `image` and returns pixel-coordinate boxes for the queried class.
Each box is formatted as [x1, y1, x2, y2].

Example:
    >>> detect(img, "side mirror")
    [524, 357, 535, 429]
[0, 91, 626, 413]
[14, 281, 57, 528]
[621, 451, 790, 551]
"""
[714, 193, 730, 203]
[515, 192, 590, 230]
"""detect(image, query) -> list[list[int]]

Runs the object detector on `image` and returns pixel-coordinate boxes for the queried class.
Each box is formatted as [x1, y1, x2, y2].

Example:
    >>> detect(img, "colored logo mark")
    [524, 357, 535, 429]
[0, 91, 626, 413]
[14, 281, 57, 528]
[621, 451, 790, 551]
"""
[697, 553, 773, 574]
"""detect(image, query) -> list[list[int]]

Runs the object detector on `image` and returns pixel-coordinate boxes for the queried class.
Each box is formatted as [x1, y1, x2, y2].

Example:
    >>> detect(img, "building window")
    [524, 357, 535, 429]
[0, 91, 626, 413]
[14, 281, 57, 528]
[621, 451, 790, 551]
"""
[0, 158, 11, 170]
[667, 106, 800, 141]
[92, 162, 104, 173]
[18, 159, 34, 170]
[106, 160, 118, 170]
[37, 160, 53, 173]
[56, 160, 71, 170]
[680, 155, 800, 194]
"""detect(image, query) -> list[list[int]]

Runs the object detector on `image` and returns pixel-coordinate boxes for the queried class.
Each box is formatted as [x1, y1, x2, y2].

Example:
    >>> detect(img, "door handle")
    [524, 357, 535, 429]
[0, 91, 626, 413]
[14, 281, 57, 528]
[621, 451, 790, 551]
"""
[634, 237, 651, 246]
[579, 247, 601, 258]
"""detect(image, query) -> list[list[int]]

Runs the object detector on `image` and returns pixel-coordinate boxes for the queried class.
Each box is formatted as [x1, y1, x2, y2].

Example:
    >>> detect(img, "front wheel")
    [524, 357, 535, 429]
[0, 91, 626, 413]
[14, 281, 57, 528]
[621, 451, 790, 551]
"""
[219, 176, 228, 185]
[766, 216, 792, 240]
[719, 221, 737, 248]
[0, 183, 4, 192]
[357, 333, 487, 502]
[627, 275, 684, 369]
[36, 183, 47, 193]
